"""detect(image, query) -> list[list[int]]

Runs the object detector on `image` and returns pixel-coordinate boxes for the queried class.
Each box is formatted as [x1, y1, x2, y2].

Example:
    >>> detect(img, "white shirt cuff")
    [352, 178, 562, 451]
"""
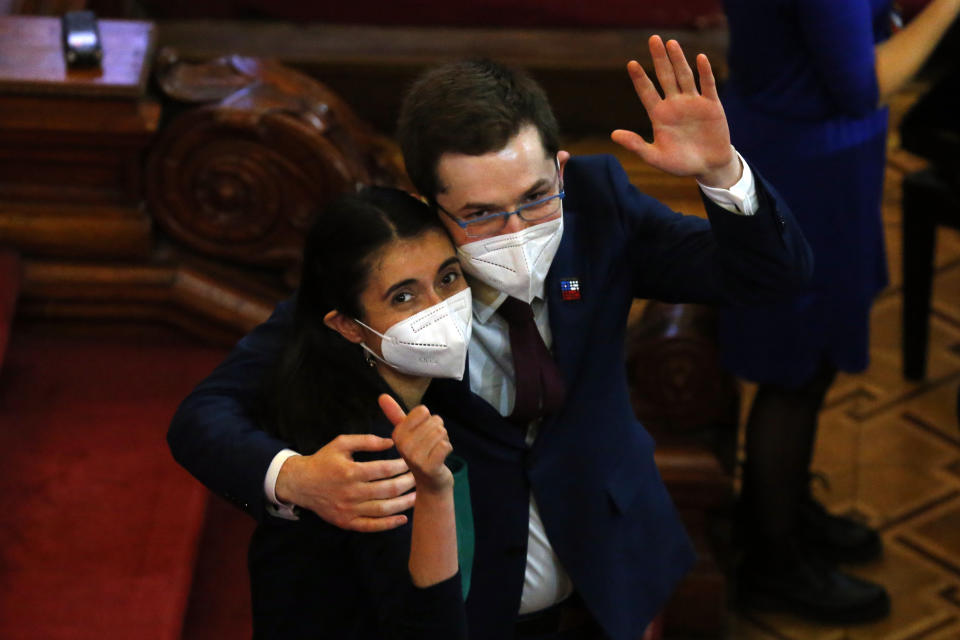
[697, 148, 758, 216]
[265, 448, 301, 520]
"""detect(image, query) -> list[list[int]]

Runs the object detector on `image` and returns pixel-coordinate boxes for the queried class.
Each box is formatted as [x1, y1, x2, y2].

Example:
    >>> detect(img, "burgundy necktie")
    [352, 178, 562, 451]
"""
[497, 296, 566, 425]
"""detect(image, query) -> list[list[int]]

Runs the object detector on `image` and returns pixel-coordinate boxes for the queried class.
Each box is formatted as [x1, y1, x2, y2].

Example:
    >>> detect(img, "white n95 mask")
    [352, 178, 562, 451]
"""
[457, 216, 563, 304]
[355, 287, 472, 380]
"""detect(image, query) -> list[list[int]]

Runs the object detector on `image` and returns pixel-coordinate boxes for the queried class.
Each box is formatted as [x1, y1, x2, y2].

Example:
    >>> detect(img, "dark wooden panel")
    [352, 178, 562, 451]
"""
[156, 20, 729, 135]
[0, 95, 160, 133]
[0, 206, 151, 258]
[20, 258, 276, 341]
[135, 0, 725, 29]
[156, 21, 727, 70]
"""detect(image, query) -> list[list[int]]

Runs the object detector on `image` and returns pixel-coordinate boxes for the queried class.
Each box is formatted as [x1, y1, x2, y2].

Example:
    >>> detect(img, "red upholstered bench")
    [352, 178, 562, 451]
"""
[137, 0, 724, 27]
[0, 325, 228, 640]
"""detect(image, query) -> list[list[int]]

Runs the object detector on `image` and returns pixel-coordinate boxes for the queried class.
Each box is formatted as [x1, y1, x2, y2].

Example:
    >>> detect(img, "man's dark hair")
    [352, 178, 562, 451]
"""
[397, 58, 560, 201]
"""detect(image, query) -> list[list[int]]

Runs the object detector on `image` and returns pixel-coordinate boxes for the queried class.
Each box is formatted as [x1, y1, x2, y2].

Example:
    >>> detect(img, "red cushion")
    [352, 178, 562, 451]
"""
[143, 0, 724, 28]
[242, 0, 724, 27]
[0, 327, 228, 639]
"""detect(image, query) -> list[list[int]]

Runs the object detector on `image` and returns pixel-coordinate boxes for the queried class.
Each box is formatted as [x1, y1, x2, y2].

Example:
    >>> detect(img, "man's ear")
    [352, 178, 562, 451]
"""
[557, 150, 571, 180]
[323, 310, 365, 344]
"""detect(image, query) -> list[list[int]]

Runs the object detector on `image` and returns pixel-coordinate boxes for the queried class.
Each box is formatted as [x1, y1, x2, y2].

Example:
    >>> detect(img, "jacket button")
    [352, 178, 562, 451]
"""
[777, 216, 786, 230]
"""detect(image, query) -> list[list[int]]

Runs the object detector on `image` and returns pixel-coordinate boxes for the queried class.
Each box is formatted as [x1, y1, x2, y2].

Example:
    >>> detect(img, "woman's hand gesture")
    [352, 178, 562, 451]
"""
[379, 394, 454, 494]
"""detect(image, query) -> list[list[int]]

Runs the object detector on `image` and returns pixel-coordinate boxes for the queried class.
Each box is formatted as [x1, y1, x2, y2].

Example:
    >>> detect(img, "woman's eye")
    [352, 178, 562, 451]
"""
[526, 191, 547, 203]
[463, 209, 489, 220]
[392, 292, 413, 304]
[440, 270, 460, 286]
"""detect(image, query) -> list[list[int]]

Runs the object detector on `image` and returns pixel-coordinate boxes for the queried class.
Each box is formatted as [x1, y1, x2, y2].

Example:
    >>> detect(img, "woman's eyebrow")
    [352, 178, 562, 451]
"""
[436, 256, 460, 273]
[383, 278, 417, 301]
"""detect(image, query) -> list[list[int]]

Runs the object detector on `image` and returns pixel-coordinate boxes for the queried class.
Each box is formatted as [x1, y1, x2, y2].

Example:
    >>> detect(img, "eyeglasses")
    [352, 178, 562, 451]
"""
[437, 161, 564, 238]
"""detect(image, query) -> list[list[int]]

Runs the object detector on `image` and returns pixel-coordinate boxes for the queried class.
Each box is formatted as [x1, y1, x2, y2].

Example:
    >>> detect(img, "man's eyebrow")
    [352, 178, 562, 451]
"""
[459, 177, 552, 212]
[383, 278, 417, 301]
[523, 177, 552, 195]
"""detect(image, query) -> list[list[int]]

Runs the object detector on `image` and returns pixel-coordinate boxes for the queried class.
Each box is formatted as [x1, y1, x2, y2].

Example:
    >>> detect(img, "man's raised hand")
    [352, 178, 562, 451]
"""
[275, 433, 416, 532]
[611, 35, 741, 189]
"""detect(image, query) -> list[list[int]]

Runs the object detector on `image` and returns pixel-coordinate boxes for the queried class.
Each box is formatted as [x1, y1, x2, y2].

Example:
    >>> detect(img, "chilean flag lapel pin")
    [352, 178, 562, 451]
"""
[560, 278, 581, 301]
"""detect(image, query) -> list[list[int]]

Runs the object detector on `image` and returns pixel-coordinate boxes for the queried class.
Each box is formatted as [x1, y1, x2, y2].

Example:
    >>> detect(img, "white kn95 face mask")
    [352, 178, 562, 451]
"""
[355, 287, 472, 380]
[456, 216, 563, 304]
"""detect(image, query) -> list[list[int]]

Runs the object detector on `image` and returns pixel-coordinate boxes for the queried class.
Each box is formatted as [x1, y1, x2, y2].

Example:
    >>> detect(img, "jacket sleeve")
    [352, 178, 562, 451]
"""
[167, 299, 294, 521]
[583, 155, 813, 305]
[350, 521, 468, 640]
[795, 0, 882, 117]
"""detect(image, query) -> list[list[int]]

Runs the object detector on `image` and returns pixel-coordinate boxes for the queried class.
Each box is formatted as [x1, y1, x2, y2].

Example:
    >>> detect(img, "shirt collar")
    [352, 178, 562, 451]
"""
[468, 275, 546, 324]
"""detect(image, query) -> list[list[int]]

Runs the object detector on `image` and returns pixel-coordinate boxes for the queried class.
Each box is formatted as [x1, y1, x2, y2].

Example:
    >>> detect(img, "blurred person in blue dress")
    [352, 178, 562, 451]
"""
[720, 0, 960, 624]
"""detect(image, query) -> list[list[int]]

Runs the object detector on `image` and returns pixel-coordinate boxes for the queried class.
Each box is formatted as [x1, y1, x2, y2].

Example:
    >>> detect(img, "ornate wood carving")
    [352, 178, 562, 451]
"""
[145, 51, 407, 276]
[627, 301, 738, 438]
[627, 301, 737, 636]
[0, 248, 20, 370]
[1, 18, 410, 341]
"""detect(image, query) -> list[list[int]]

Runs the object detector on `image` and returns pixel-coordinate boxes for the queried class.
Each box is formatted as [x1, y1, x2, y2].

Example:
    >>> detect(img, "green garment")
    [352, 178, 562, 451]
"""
[447, 454, 474, 600]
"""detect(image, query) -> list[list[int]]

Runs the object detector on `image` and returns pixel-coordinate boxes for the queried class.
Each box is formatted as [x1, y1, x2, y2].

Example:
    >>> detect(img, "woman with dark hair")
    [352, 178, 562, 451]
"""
[249, 186, 472, 639]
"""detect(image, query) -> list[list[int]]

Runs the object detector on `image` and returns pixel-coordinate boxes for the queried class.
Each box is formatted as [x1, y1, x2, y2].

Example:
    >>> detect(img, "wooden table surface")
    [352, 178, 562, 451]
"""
[0, 15, 154, 98]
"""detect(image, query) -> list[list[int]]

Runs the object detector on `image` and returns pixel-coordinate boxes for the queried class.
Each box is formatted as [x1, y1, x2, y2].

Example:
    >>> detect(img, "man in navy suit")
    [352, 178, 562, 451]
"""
[169, 36, 811, 639]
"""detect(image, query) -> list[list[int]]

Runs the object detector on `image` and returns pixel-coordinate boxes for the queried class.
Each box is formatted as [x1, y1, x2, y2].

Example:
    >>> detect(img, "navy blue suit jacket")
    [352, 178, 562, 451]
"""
[168, 154, 811, 640]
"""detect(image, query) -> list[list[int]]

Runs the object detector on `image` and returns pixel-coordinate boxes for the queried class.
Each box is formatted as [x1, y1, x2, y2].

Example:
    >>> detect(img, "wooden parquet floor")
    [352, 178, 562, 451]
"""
[563, 86, 960, 639]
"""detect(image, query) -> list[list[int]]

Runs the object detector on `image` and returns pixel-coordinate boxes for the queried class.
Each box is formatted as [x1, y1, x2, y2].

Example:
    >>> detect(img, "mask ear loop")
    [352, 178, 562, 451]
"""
[353, 319, 396, 371]
[353, 318, 387, 339]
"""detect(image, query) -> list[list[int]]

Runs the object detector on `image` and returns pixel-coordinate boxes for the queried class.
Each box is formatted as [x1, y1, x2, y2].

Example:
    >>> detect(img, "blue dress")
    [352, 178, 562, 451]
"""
[718, 0, 893, 387]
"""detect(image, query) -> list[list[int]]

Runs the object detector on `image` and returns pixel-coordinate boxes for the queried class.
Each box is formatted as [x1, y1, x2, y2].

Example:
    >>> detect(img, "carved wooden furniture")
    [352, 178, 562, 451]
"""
[0, 16, 157, 260]
[627, 301, 739, 637]
[0, 16, 405, 342]
[902, 168, 960, 380]
[146, 51, 406, 286]
[0, 248, 20, 370]
[899, 61, 960, 380]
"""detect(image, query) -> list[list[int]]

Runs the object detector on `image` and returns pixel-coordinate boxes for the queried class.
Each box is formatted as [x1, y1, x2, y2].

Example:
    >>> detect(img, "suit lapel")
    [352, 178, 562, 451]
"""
[424, 362, 527, 451]
[545, 210, 594, 390]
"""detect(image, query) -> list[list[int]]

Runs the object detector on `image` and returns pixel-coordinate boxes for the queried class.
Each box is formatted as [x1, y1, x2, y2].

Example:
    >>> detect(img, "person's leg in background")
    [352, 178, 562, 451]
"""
[737, 359, 889, 623]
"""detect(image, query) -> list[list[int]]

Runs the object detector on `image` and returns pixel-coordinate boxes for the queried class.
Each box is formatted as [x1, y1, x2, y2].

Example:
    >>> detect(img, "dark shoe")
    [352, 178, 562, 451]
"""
[798, 496, 882, 564]
[738, 539, 890, 624]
